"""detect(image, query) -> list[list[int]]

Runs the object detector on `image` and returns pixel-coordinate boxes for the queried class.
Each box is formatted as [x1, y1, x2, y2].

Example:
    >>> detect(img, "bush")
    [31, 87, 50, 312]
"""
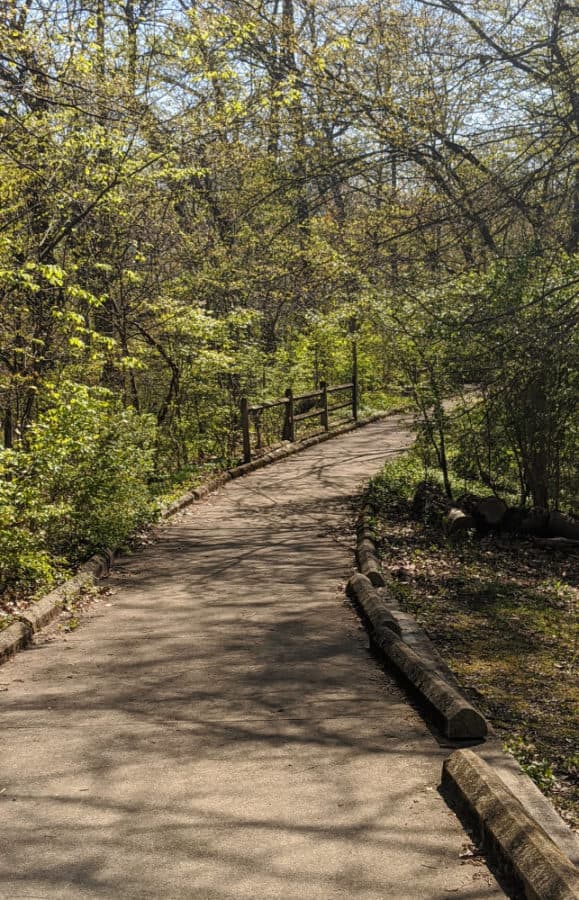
[28, 381, 156, 561]
[0, 450, 55, 597]
[365, 453, 429, 514]
[0, 381, 157, 601]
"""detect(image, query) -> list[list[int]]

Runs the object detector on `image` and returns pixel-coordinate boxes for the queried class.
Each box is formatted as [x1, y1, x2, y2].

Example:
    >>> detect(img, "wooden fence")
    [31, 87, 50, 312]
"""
[240, 379, 358, 464]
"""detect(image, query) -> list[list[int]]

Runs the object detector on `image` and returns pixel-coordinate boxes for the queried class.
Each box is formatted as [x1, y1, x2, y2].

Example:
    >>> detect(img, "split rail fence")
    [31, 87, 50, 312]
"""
[240, 380, 358, 464]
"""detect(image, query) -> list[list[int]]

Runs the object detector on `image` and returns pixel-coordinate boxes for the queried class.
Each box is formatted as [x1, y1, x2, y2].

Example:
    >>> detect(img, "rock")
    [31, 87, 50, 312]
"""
[455, 492, 482, 514]
[502, 507, 526, 533]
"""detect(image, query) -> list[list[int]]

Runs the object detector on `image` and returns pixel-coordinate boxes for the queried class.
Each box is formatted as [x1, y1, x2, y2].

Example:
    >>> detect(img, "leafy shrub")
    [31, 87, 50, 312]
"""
[28, 381, 156, 562]
[0, 381, 157, 602]
[0, 450, 55, 597]
[365, 453, 429, 515]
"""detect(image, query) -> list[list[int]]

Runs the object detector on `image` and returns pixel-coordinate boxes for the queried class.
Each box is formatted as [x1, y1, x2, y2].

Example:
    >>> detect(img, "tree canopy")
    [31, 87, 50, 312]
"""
[0, 0, 577, 597]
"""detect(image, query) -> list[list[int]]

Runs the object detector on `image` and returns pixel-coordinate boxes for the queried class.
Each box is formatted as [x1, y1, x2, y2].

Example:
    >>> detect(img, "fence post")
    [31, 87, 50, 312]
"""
[241, 397, 251, 463]
[282, 388, 295, 442]
[255, 410, 262, 450]
[320, 381, 329, 431]
[352, 343, 359, 421]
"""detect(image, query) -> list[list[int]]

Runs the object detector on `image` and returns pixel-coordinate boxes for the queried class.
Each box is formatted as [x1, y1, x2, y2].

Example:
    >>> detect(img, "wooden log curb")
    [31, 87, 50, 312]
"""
[378, 629, 487, 740]
[0, 412, 390, 667]
[352, 507, 488, 739]
[347, 572, 402, 637]
[355, 511, 385, 586]
[352, 505, 579, 893]
[347, 572, 487, 740]
[443, 750, 579, 900]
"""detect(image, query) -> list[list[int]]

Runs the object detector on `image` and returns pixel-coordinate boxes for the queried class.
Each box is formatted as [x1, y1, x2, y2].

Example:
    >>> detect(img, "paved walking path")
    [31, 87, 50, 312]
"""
[0, 417, 505, 899]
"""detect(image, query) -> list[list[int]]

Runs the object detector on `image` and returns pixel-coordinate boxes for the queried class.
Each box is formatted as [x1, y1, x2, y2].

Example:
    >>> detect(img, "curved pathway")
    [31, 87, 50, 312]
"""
[0, 417, 505, 898]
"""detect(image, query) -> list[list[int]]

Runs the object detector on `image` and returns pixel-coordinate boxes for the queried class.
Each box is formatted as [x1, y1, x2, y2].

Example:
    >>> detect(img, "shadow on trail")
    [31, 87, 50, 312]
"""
[2, 582, 496, 897]
[0, 419, 502, 898]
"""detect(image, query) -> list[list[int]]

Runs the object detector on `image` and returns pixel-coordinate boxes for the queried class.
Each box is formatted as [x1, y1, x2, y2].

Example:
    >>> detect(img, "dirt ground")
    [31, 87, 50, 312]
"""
[372, 503, 579, 832]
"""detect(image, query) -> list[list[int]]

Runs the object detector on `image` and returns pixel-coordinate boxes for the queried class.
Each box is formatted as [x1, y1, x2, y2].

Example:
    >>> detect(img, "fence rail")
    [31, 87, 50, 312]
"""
[240, 378, 358, 464]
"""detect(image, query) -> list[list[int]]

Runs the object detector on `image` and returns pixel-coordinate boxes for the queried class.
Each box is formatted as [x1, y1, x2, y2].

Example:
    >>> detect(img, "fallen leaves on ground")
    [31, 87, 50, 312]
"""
[373, 504, 578, 831]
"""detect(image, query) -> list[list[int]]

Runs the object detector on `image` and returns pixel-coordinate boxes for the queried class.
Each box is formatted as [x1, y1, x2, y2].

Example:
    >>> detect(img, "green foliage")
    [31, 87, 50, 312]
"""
[446, 254, 578, 507]
[0, 451, 55, 597]
[504, 736, 556, 792]
[29, 381, 156, 561]
[372, 253, 578, 508]
[0, 382, 155, 600]
[366, 454, 429, 514]
[1, 0, 577, 603]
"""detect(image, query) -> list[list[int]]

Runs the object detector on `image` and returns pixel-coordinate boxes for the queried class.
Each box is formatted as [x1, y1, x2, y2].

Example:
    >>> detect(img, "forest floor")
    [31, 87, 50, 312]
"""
[371, 501, 579, 831]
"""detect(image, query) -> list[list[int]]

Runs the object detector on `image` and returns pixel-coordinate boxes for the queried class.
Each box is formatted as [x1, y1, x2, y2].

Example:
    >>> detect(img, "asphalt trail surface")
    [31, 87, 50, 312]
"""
[0, 417, 505, 898]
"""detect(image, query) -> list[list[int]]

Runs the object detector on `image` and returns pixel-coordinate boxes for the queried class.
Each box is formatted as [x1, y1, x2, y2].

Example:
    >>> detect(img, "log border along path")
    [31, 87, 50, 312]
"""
[1, 415, 510, 898]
